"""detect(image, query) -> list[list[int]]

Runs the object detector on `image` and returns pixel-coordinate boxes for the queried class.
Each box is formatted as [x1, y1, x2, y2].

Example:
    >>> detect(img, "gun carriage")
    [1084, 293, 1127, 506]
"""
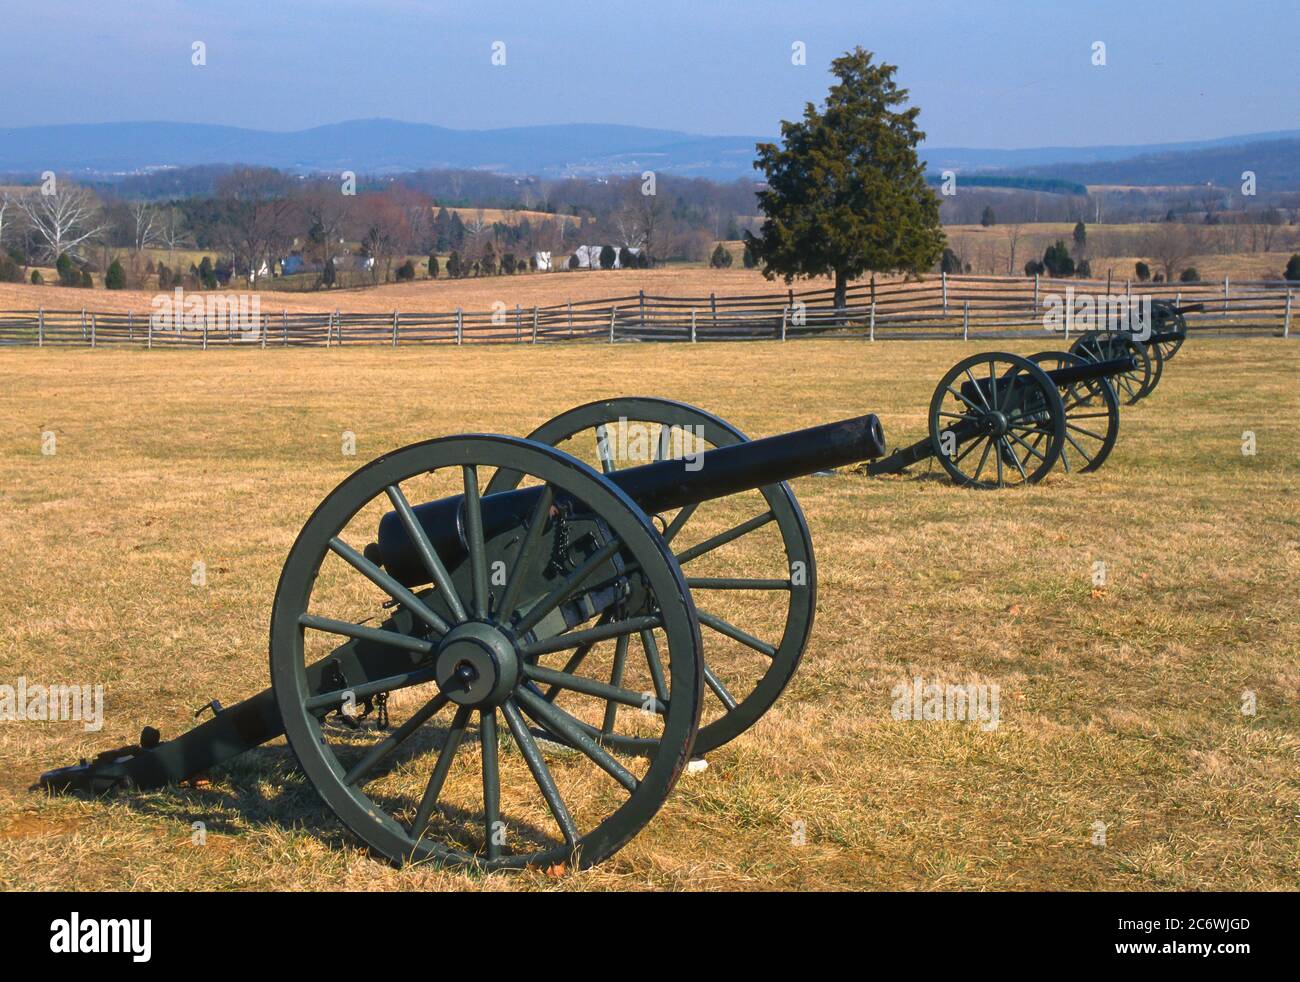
[41, 403, 887, 871]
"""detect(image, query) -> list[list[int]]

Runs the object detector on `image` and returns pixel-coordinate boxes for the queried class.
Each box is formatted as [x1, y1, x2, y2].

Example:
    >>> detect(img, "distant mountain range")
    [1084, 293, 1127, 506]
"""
[0, 119, 1297, 187]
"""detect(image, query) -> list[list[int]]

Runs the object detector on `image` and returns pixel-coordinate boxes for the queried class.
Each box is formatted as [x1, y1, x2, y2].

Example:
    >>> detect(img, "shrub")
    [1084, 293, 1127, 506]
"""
[1284, 254, 1300, 281]
[395, 259, 416, 282]
[742, 240, 756, 268]
[1042, 240, 1074, 277]
[31, 269, 43, 285]
[980, 206, 995, 227]
[1076, 259, 1091, 278]
[0, 255, 23, 283]
[567, 254, 580, 271]
[105, 259, 126, 290]
[427, 254, 439, 279]
[1135, 261, 1151, 282]
[1024, 259, 1044, 277]
[1179, 267, 1200, 283]
[599, 245, 617, 270]
[501, 253, 517, 275]
[56, 253, 79, 287]
[80, 270, 93, 288]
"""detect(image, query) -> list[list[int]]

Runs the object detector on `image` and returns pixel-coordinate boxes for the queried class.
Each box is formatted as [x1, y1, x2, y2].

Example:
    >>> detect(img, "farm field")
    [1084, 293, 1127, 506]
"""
[0, 339, 1296, 891]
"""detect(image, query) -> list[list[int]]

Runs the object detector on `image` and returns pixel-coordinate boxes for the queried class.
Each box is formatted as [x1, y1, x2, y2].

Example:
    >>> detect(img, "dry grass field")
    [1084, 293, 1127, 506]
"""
[0, 338, 1296, 891]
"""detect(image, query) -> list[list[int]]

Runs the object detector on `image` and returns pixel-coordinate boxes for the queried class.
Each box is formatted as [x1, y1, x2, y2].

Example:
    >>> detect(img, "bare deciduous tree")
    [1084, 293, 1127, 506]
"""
[16, 186, 107, 261]
[1143, 223, 1199, 283]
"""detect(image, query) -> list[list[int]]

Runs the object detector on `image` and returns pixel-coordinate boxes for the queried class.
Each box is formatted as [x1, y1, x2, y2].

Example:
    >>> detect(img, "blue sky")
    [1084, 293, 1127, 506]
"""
[2, 0, 1295, 146]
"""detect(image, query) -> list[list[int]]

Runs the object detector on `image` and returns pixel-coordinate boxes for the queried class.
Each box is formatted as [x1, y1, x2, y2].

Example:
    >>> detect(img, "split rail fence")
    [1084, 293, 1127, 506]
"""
[0, 273, 1293, 348]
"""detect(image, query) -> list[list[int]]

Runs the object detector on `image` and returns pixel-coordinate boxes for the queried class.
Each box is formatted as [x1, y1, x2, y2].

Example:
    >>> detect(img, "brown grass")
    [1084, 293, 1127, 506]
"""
[0, 339, 1296, 891]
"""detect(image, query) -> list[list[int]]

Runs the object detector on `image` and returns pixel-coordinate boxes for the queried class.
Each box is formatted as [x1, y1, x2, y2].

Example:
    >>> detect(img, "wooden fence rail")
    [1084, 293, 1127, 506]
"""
[0, 275, 1293, 348]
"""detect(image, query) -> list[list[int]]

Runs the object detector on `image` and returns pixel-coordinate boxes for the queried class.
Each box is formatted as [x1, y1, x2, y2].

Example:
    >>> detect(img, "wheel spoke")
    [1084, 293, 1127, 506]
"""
[662, 502, 700, 545]
[972, 437, 993, 483]
[524, 662, 667, 714]
[1064, 431, 1095, 463]
[703, 663, 739, 711]
[410, 705, 471, 840]
[1066, 422, 1108, 441]
[384, 484, 467, 624]
[601, 633, 629, 735]
[501, 699, 579, 850]
[675, 511, 775, 565]
[685, 577, 791, 590]
[461, 466, 489, 620]
[542, 622, 605, 701]
[344, 692, 448, 786]
[514, 537, 624, 635]
[594, 425, 616, 473]
[946, 384, 985, 415]
[522, 614, 662, 658]
[497, 483, 555, 623]
[1001, 437, 1029, 482]
[304, 664, 440, 711]
[515, 687, 639, 793]
[480, 710, 501, 860]
[298, 612, 435, 658]
[1003, 430, 1046, 464]
[962, 369, 991, 410]
[641, 629, 669, 703]
[327, 538, 450, 637]
[696, 609, 777, 658]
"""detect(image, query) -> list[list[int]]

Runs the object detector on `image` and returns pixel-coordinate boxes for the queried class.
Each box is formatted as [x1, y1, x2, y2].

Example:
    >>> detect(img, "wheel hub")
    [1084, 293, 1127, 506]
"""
[434, 622, 520, 708]
[981, 410, 1010, 436]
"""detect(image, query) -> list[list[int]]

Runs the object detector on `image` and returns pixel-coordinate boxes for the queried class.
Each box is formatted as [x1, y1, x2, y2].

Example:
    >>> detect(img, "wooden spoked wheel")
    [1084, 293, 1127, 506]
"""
[486, 398, 815, 756]
[928, 352, 1066, 489]
[1027, 351, 1121, 474]
[270, 435, 702, 871]
[1070, 332, 1159, 404]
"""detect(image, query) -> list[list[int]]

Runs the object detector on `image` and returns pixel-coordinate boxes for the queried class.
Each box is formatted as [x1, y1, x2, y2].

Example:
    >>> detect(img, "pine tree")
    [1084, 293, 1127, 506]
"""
[746, 48, 944, 308]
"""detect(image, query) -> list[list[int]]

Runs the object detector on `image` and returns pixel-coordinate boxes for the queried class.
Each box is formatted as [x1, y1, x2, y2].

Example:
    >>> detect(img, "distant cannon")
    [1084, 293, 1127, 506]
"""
[866, 351, 1135, 488]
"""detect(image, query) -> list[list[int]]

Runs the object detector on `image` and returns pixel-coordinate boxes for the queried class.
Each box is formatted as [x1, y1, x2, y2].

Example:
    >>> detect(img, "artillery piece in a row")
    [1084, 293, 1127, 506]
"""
[42, 402, 886, 871]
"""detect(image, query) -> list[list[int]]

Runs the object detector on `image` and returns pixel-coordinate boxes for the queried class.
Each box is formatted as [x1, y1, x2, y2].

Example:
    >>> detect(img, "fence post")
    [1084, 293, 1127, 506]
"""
[690, 309, 697, 343]
[202, 317, 208, 350]
[609, 306, 617, 343]
[532, 307, 539, 344]
[515, 303, 522, 342]
[1126, 278, 1132, 304]
[639, 289, 646, 327]
[1106, 269, 1113, 296]
[567, 301, 573, 337]
[37, 308, 44, 347]
[1032, 274, 1039, 312]
[282, 310, 288, 346]
[709, 292, 717, 329]
[392, 311, 399, 347]
[780, 307, 788, 341]
[1064, 292, 1072, 341]
[147, 310, 153, 349]
[456, 307, 463, 345]
[1223, 275, 1230, 319]
[128, 311, 134, 342]
[81, 308, 87, 341]
[335, 309, 341, 346]
[962, 301, 969, 341]
[869, 302, 876, 341]
[324, 313, 331, 349]
[942, 272, 948, 315]
[260, 312, 267, 349]
[1285, 290, 1292, 339]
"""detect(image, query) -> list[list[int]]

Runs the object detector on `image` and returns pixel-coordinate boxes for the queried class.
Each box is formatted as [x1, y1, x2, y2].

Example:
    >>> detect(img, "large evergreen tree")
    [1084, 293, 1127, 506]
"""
[746, 48, 944, 308]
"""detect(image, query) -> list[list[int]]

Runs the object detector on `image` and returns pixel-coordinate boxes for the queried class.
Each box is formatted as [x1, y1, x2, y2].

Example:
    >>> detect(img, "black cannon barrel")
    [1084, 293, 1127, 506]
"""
[1046, 355, 1137, 388]
[375, 414, 887, 588]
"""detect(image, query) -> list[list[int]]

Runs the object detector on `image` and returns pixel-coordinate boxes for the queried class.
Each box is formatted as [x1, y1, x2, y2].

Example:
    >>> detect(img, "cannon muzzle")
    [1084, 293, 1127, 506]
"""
[375, 414, 886, 588]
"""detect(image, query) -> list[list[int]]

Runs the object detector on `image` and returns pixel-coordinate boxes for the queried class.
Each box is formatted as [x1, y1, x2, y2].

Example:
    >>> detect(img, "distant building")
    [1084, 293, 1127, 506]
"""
[534, 251, 553, 272]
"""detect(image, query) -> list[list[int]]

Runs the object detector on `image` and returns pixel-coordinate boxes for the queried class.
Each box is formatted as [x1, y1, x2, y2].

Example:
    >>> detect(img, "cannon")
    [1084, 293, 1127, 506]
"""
[1067, 302, 1196, 404]
[866, 351, 1134, 488]
[39, 401, 888, 871]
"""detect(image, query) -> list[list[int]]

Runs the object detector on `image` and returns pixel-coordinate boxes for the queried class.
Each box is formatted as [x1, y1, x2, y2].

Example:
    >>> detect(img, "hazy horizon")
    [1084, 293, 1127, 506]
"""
[0, 0, 1294, 149]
